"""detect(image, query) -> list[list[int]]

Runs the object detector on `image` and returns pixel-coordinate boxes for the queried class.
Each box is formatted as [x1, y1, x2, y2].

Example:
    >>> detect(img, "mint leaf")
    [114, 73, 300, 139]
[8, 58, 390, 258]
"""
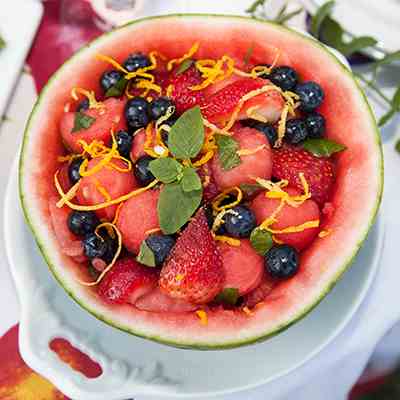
[176, 59, 195, 75]
[373, 51, 400, 76]
[168, 106, 205, 160]
[105, 76, 128, 98]
[214, 288, 239, 306]
[339, 36, 378, 57]
[379, 109, 396, 127]
[181, 167, 202, 192]
[215, 134, 241, 171]
[319, 17, 344, 49]
[310, 0, 335, 37]
[71, 112, 96, 133]
[302, 138, 346, 157]
[158, 182, 202, 234]
[250, 227, 273, 255]
[396, 139, 400, 154]
[149, 158, 183, 184]
[274, 6, 303, 24]
[137, 240, 156, 267]
[245, 0, 267, 14]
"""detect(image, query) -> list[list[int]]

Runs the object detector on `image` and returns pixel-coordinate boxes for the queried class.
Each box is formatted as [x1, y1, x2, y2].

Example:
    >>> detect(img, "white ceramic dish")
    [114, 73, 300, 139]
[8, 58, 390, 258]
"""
[0, 0, 43, 118]
[4, 156, 384, 399]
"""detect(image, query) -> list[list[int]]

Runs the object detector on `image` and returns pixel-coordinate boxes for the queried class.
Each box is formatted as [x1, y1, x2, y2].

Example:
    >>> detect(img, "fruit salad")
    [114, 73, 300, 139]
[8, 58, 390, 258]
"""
[52, 42, 346, 319]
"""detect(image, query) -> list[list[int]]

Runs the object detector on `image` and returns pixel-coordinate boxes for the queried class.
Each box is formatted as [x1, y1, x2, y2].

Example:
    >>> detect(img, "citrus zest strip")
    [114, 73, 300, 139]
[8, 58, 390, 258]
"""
[71, 88, 104, 110]
[212, 187, 243, 212]
[77, 222, 122, 286]
[266, 219, 320, 234]
[237, 144, 266, 156]
[167, 42, 199, 71]
[195, 310, 208, 325]
[318, 229, 332, 238]
[55, 180, 80, 208]
[55, 173, 158, 211]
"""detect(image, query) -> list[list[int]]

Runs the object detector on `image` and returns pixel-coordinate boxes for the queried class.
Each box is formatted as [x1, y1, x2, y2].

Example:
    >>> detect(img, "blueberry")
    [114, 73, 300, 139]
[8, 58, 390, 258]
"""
[115, 130, 133, 158]
[269, 66, 298, 91]
[305, 113, 326, 138]
[149, 97, 174, 121]
[145, 234, 175, 266]
[83, 233, 116, 263]
[223, 206, 256, 238]
[242, 120, 278, 147]
[100, 70, 123, 93]
[123, 53, 151, 72]
[125, 97, 150, 130]
[285, 118, 308, 144]
[76, 98, 89, 112]
[68, 157, 84, 185]
[265, 245, 299, 279]
[68, 211, 99, 236]
[134, 155, 155, 186]
[295, 81, 324, 112]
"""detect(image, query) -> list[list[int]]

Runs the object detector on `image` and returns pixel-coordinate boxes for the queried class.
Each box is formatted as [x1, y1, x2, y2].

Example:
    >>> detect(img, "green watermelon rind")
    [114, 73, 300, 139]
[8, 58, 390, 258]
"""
[19, 14, 383, 349]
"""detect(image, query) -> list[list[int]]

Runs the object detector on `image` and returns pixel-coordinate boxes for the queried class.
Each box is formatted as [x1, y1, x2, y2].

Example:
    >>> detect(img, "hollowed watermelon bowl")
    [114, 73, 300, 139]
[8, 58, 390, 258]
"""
[18, 14, 383, 352]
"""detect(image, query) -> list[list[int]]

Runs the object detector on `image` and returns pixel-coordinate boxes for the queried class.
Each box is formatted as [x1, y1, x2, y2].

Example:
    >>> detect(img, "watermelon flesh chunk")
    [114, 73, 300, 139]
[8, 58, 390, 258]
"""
[19, 16, 383, 349]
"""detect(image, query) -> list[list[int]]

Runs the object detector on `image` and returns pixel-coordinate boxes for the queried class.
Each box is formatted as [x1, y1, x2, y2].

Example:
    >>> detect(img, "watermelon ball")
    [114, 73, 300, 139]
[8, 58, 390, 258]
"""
[265, 244, 299, 279]
[123, 53, 151, 72]
[83, 233, 115, 263]
[295, 81, 324, 112]
[125, 97, 150, 130]
[269, 66, 298, 91]
[149, 97, 174, 121]
[100, 70, 123, 93]
[76, 98, 89, 112]
[242, 120, 278, 147]
[305, 113, 326, 138]
[134, 155, 156, 186]
[67, 211, 99, 236]
[115, 130, 133, 159]
[145, 234, 176, 266]
[223, 206, 256, 238]
[68, 157, 84, 185]
[285, 118, 308, 144]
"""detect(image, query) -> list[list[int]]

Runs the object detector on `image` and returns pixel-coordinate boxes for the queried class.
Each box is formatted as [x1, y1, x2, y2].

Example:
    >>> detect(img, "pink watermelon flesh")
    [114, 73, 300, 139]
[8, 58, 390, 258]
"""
[130, 128, 147, 160]
[219, 240, 264, 296]
[243, 272, 277, 308]
[116, 189, 160, 254]
[19, 16, 382, 348]
[76, 157, 137, 221]
[212, 126, 272, 190]
[251, 188, 321, 251]
[60, 98, 126, 153]
[134, 287, 198, 313]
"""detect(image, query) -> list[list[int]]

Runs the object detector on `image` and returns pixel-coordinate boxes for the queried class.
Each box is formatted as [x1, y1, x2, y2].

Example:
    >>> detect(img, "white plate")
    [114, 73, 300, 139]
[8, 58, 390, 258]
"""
[0, 0, 43, 118]
[4, 157, 384, 399]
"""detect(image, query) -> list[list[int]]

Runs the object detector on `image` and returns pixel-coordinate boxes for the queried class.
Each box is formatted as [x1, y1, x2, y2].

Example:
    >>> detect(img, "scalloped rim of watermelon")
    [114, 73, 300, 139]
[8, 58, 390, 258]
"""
[18, 14, 383, 349]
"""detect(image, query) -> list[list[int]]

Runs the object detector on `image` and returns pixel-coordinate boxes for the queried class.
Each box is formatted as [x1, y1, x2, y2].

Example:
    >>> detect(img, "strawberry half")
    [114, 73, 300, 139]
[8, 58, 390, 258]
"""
[272, 145, 335, 206]
[98, 257, 158, 304]
[159, 208, 224, 304]
[168, 66, 205, 114]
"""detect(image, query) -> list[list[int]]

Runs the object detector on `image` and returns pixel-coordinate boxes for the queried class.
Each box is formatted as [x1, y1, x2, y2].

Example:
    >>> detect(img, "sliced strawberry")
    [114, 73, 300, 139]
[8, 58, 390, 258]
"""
[198, 162, 219, 201]
[251, 188, 320, 251]
[60, 98, 126, 153]
[116, 189, 160, 254]
[201, 78, 284, 124]
[134, 287, 198, 312]
[168, 66, 205, 114]
[48, 197, 84, 258]
[159, 208, 224, 304]
[76, 157, 137, 221]
[98, 257, 158, 304]
[211, 126, 272, 190]
[272, 145, 335, 205]
[243, 272, 277, 308]
[218, 239, 264, 296]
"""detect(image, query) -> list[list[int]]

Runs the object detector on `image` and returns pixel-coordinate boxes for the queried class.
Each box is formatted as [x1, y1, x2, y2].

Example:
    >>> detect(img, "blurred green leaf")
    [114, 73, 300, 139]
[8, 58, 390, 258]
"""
[310, 0, 335, 37]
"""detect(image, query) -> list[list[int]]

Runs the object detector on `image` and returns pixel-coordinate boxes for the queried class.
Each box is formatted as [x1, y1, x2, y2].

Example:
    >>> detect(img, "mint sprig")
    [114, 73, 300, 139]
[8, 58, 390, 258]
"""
[302, 138, 347, 158]
[137, 240, 156, 267]
[250, 227, 273, 255]
[105, 77, 128, 98]
[214, 288, 240, 306]
[152, 106, 206, 234]
[71, 111, 96, 133]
